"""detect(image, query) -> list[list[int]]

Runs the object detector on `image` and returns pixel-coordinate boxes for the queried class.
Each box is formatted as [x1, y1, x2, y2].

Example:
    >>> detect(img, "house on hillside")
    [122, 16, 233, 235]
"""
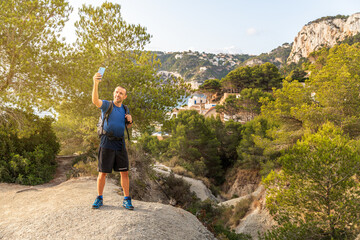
[168, 94, 217, 117]
[188, 94, 207, 107]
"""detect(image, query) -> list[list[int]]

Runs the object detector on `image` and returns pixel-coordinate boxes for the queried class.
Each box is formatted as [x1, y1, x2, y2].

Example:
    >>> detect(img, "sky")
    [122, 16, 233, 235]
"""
[64, 0, 360, 55]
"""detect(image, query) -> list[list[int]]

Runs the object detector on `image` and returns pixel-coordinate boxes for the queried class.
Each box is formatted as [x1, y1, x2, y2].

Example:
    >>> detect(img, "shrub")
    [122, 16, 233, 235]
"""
[228, 197, 253, 227]
[0, 111, 60, 185]
[187, 199, 252, 240]
[158, 172, 197, 208]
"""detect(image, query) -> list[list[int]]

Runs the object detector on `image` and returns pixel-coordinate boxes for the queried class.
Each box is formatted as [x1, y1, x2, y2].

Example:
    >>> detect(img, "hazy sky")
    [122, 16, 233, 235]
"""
[64, 0, 360, 55]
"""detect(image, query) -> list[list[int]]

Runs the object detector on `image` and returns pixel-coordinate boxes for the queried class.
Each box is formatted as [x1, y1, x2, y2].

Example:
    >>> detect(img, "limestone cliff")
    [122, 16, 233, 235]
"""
[288, 13, 360, 63]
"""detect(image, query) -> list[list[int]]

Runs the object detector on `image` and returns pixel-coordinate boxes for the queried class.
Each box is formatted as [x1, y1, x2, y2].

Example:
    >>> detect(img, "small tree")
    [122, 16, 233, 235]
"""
[164, 110, 223, 183]
[263, 123, 360, 239]
[199, 79, 221, 103]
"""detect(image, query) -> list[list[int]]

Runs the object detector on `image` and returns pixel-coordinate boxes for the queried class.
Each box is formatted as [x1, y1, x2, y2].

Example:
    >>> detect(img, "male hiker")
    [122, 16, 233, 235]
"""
[91, 72, 134, 210]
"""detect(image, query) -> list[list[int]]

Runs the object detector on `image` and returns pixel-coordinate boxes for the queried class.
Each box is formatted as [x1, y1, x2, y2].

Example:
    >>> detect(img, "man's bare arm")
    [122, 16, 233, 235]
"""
[92, 72, 103, 108]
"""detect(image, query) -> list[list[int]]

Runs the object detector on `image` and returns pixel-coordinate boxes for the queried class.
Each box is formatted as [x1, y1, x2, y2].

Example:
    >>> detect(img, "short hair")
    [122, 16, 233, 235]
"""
[114, 85, 127, 95]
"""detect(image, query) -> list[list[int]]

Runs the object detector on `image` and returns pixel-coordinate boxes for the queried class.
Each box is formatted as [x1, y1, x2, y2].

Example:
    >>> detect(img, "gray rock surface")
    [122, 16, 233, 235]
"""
[154, 163, 218, 202]
[0, 177, 215, 240]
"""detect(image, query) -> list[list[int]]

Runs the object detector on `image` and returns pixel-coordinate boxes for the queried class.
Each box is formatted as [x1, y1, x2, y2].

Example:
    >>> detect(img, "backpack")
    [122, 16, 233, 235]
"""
[97, 101, 131, 141]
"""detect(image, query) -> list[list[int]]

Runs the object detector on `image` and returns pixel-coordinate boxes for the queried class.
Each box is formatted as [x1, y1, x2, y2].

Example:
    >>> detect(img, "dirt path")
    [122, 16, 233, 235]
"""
[49, 155, 76, 184]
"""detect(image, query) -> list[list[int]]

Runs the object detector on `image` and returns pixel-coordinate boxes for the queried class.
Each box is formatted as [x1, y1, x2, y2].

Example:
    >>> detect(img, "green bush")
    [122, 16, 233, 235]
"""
[0, 111, 60, 185]
[138, 133, 169, 157]
[158, 172, 197, 208]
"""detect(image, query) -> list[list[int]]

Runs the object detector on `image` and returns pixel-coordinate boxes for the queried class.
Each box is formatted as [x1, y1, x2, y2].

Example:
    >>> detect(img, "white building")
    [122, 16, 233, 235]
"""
[188, 94, 207, 107]
[199, 67, 207, 72]
[175, 54, 183, 59]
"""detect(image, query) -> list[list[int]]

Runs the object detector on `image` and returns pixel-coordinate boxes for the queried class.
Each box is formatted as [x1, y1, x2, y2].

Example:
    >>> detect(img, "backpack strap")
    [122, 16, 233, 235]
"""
[101, 101, 113, 134]
[123, 104, 131, 141]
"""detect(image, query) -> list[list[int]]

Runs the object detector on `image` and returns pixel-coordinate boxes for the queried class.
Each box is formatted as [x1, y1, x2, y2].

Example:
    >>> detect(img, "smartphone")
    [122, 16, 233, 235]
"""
[98, 67, 106, 77]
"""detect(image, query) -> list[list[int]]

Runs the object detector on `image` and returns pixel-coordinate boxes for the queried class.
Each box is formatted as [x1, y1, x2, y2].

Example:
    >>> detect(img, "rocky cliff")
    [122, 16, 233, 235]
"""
[287, 13, 360, 63]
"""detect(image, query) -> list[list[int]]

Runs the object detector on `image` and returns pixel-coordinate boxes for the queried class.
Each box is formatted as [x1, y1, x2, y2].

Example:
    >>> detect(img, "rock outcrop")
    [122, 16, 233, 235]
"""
[288, 13, 360, 63]
[0, 177, 215, 240]
[153, 163, 218, 202]
[219, 185, 276, 240]
[222, 169, 261, 199]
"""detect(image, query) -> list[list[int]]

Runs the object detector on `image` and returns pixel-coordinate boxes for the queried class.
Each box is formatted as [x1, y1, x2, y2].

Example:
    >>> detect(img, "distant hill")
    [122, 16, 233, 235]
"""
[242, 43, 292, 68]
[154, 51, 253, 83]
[153, 44, 292, 84]
[153, 13, 360, 84]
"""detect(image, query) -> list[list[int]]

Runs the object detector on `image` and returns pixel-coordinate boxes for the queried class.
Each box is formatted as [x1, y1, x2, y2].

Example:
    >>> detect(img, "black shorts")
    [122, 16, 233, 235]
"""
[97, 146, 129, 173]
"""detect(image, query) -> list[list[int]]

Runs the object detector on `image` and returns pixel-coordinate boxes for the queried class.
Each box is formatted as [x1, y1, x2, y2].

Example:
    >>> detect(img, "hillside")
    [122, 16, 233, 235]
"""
[0, 177, 215, 240]
[155, 51, 253, 82]
[154, 13, 360, 84]
[153, 44, 293, 84]
[242, 43, 292, 68]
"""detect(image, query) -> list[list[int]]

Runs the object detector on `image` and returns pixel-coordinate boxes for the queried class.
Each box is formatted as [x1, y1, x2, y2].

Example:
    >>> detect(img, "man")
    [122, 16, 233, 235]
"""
[91, 72, 134, 210]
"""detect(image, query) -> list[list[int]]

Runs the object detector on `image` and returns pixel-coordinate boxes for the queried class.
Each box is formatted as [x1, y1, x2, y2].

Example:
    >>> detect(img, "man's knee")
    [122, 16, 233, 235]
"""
[120, 171, 129, 178]
[98, 172, 107, 179]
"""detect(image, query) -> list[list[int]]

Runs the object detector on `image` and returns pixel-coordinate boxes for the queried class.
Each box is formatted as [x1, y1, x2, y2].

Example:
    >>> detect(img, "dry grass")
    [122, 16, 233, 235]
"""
[224, 196, 254, 228]
[172, 165, 195, 178]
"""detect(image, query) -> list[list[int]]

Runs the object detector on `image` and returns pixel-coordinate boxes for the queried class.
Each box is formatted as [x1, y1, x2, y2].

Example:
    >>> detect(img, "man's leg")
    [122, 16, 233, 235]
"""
[97, 172, 107, 196]
[93, 172, 107, 209]
[120, 171, 129, 197]
[121, 171, 134, 210]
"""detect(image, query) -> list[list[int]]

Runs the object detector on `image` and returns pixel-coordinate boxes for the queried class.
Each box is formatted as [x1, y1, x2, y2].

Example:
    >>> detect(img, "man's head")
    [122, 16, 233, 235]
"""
[113, 86, 127, 104]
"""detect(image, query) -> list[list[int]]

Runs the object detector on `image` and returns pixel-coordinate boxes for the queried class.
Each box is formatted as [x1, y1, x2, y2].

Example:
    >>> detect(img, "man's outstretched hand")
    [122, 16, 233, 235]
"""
[93, 72, 102, 84]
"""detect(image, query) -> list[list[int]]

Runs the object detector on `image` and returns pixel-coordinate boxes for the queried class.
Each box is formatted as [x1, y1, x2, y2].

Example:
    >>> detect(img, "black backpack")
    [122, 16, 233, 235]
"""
[97, 101, 131, 141]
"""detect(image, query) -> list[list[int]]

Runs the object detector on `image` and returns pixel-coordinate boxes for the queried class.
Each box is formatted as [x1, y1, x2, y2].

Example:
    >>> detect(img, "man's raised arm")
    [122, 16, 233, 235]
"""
[92, 72, 103, 108]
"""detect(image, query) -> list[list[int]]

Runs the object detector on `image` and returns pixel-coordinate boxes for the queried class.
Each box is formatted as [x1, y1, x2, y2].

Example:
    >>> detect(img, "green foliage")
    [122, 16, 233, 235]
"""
[199, 79, 222, 102]
[55, 2, 190, 152]
[260, 221, 326, 240]
[206, 116, 244, 169]
[0, 110, 60, 185]
[163, 110, 224, 183]
[263, 123, 360, 239]
[187, 200, 252, 240]
[156, 51, 253, 82]
[229, 197, 253, 227]
[199, 79, 222, 92]
[306, 14, 349, 25]
[272, 43, 360, 139]
[339, 32, 360, 46]
[288, 68, 307, 82]
[221, 62, 282, 91]
[0, 0, 72, 113]
[216, 95, 242, 120]
[246, 43, 292, 68]
[237, 117, 279, 173]
[279, 57, 308, 79]
[137, 133, 169, 157]
[216, 88, 273, 122]
[158, 172, 197, 208]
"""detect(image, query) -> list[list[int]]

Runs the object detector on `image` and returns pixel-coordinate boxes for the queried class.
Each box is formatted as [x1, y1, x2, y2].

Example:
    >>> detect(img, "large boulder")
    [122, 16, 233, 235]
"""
[0, 177, 215, 240]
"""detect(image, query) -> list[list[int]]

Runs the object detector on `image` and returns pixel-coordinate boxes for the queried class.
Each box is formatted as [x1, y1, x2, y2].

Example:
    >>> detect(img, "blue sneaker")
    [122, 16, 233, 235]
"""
[92, 196, 103, 209]
[123, 197, 134, 210]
